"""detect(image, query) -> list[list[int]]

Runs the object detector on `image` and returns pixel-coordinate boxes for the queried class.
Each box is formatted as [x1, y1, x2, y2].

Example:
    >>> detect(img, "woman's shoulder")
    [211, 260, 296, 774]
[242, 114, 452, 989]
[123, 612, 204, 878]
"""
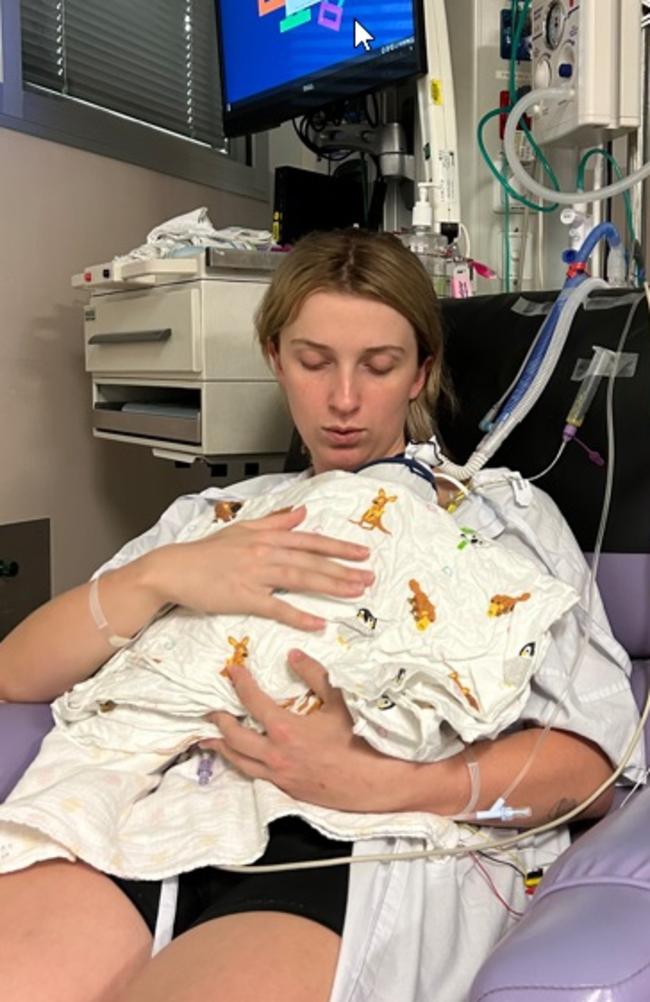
[93, 471, 311, 578]
[471, 467, 569, 526]
[465, 467, 583, 576]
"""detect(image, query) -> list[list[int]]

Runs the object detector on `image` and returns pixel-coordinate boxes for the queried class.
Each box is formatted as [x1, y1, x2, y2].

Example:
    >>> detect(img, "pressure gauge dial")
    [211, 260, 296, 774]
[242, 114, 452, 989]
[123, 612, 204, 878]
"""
[545, 1, 566, 49]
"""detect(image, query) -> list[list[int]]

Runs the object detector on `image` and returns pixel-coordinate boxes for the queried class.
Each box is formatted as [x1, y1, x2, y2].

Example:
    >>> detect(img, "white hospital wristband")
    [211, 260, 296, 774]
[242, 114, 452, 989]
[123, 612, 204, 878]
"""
[452, 750, 481, 819]
[88, 575, 136, 649]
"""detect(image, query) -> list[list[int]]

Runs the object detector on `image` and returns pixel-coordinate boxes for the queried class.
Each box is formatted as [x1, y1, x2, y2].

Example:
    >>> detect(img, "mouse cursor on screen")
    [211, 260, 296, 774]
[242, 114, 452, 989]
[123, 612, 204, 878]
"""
[353, 19, 374, 52]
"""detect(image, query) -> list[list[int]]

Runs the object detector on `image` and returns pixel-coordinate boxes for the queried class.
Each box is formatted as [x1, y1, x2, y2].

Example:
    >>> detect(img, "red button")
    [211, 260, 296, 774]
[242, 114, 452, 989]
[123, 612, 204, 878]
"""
[84, 271, 92, 282]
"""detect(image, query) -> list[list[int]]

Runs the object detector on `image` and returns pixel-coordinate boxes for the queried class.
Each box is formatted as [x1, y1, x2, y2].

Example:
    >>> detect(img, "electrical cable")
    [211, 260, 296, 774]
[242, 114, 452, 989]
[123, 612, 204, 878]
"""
[471, 854, 524, 917]
[476, 850, 528, 879]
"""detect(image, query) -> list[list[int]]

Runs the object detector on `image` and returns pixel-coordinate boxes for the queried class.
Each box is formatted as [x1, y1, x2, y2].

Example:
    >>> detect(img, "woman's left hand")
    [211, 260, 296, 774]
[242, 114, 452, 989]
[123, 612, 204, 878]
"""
[202, 650, 426, 813]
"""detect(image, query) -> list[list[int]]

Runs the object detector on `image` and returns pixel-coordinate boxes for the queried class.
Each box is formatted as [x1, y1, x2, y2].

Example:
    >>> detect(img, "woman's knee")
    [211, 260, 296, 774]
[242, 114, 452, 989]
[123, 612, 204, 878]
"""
[112, 911, 341, 1002]
[0, 860, 152, 1002]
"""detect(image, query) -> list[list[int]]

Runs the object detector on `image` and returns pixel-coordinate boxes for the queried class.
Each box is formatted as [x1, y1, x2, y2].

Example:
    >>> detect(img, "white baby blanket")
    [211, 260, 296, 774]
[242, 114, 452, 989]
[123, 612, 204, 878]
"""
[0, 465, 577, 878]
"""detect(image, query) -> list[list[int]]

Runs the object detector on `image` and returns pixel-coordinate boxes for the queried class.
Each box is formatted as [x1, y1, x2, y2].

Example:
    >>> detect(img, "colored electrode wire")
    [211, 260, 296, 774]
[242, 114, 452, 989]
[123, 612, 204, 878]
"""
[471, 854, 524, 918]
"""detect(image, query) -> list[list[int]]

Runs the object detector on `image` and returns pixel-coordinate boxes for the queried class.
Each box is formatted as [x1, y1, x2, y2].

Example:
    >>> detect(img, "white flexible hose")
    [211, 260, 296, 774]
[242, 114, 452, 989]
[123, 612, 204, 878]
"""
[504, 88, 650, 206]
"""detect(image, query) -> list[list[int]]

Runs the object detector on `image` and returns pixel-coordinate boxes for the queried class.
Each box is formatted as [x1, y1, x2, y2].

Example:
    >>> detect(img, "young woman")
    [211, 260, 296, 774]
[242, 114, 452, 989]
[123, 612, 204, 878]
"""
[0, 229, 642, 1002]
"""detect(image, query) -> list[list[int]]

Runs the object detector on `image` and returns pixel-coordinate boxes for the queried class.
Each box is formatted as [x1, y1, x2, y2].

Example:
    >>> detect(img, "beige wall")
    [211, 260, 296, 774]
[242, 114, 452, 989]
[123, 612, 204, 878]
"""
[0, 127, 271, 594]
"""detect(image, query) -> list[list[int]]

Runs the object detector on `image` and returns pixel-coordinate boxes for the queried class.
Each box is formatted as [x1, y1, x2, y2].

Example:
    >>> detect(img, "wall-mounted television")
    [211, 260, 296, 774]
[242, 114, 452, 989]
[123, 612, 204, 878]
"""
[215, 0, 427, 137]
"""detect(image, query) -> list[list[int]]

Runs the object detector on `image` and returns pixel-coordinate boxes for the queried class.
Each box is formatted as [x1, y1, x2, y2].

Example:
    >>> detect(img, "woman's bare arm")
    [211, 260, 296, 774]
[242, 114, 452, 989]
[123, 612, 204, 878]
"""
[0, 557, 164, 703]
[402, 726, 615, 825]
[0, 508, 373, 704]
[204, 653, 616, 827]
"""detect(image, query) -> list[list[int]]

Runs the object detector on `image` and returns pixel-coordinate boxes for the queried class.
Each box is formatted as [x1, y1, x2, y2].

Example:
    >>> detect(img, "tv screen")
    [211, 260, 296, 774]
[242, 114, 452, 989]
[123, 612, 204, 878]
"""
[216, 0, 426, 137]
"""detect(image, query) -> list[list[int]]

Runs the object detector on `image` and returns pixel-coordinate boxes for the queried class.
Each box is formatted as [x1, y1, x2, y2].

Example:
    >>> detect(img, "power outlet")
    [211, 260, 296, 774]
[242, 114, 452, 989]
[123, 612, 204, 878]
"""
[0, 519, 51, 640]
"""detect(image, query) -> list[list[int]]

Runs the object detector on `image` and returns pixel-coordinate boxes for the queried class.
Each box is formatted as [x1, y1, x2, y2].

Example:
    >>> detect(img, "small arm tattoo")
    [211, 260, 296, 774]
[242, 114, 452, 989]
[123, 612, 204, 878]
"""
[544, 798, 578, 823]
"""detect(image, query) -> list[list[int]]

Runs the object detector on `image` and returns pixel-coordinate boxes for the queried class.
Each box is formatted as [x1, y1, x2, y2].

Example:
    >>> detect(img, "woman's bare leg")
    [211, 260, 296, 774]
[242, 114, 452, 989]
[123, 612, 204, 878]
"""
[113, 911, 341, 1002]
[0, 860, 152, 1002]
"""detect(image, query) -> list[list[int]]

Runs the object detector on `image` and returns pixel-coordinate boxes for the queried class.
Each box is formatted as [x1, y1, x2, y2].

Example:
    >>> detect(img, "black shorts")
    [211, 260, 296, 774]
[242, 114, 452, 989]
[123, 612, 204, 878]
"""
[109, 818, 352, 939]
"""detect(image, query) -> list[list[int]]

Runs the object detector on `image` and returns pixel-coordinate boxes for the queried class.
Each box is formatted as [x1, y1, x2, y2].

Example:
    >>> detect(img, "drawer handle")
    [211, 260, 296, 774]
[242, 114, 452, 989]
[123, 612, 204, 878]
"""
[88, 329, 172, 345]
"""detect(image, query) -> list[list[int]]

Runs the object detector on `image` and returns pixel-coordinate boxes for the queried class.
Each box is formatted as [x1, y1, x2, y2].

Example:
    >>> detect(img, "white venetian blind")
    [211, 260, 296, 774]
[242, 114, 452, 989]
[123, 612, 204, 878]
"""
[21, 0, 225, 149]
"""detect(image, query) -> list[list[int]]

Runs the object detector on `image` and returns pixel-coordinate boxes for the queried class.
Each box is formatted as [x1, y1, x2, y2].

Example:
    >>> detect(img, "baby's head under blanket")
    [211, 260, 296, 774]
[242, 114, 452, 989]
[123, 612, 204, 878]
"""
[203, 459, 579, 759]
[352, 454, 438, 503]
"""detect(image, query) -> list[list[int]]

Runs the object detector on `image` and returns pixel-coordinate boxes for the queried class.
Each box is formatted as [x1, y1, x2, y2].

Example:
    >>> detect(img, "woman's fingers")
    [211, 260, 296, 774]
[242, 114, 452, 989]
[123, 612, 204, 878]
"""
[239, 508, 371, 562]
[286, 650, 335, 704]
[261, 595, 326, 632]
[224, 666, 284, 733]
[208, 711, 270, 762]
[264, 527, 370, 562]
[266, 547, 373, 584]
[264, 552, 374, 597]
[203, 737, 271, 781]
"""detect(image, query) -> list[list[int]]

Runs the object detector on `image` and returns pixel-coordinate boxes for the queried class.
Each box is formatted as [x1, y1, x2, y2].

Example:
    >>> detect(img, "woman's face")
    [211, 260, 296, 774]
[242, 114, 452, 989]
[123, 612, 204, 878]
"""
[269, 290, 430, 475]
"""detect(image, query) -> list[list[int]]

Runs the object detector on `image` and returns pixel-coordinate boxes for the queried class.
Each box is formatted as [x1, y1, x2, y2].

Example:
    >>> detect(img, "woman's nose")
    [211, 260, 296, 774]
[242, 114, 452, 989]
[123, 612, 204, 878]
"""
[328, 371, 361, 414]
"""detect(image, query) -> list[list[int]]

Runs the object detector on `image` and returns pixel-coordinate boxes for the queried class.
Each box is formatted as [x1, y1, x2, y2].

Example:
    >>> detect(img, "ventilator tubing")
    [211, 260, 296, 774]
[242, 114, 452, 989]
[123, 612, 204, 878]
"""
[438, 275, 608, 482]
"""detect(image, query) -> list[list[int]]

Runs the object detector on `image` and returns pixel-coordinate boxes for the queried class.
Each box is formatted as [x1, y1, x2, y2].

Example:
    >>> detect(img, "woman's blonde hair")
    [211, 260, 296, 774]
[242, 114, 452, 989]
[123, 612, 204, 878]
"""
[255, 228, 452, 442]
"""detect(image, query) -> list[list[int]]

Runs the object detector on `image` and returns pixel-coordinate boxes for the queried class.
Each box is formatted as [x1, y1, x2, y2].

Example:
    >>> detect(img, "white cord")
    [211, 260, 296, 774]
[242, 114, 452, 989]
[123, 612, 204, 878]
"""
[433, 471, 471, 499]
[527, 441, 567, 482]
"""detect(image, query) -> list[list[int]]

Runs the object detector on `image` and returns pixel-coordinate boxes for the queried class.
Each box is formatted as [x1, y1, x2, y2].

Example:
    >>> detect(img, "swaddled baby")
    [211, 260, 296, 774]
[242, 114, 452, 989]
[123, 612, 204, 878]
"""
[0, 459, 578, 877]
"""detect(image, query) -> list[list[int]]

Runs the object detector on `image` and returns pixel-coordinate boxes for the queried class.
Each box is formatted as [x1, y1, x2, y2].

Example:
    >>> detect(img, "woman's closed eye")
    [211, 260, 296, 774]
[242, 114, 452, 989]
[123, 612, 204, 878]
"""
[298, 358, 396, 376]
[299, 358, 330, 371]
[363, 362, 395, 376]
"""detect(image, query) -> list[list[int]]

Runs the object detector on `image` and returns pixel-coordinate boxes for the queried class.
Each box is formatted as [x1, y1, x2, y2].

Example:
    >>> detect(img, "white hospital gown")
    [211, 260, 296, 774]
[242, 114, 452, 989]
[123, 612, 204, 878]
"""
[0, 466, 645, 1001]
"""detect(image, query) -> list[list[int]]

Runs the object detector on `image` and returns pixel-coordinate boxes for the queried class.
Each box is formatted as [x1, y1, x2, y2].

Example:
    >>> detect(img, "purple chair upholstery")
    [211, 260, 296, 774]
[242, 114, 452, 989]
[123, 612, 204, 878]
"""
[470, 554, 650, 1001]
[471, 779, 650, 1001]
[0, 702, 53, 801]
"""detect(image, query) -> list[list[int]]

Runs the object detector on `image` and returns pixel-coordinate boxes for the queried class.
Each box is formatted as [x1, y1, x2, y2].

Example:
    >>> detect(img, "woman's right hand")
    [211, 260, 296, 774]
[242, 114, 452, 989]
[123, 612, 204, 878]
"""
[143, 505, 374, 631]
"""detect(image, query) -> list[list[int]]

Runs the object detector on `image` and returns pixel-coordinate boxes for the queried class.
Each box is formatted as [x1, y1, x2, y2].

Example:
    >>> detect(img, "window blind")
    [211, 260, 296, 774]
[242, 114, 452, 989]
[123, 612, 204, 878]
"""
[21, 0, 225, 149]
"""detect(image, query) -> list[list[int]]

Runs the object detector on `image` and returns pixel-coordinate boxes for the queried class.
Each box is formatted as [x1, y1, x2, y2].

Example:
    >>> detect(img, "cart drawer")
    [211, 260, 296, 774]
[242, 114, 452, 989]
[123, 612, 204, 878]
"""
[85, 285, 201, 375]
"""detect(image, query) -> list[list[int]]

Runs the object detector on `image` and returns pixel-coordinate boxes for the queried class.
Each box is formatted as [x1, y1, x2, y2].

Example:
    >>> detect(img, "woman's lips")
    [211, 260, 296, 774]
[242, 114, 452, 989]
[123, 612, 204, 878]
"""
[322, 427, 364, 446]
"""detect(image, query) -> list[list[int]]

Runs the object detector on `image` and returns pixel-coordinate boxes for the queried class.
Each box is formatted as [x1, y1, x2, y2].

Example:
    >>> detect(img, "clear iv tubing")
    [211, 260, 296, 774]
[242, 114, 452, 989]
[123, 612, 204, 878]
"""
[505, 88, 650, 206]
[437, 276, 608, 482]
[459, 294, 645, 811]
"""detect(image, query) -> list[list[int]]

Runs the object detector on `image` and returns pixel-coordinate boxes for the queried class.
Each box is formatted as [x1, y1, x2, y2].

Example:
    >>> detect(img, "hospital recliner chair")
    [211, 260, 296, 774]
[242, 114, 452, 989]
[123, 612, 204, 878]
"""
[1, 289, 649, 1000]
